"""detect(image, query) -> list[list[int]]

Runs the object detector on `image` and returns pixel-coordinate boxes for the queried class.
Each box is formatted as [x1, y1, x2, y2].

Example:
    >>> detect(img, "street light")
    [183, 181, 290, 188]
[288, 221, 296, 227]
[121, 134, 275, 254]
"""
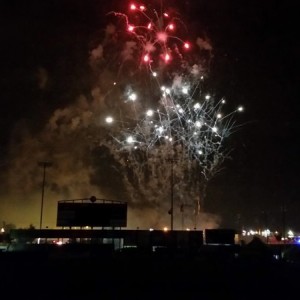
[38, 161, 52, 229]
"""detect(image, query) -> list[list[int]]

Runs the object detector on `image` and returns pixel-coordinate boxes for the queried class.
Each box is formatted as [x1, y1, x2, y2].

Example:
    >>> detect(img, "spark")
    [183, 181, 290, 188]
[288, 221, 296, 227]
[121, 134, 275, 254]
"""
[105, 116, 114, 123]
[129, 93, 137, 101]
[128, 25, 134, 32]
[109, 2, 191, 70]
[127, 136, 135, 144]
[146, 109, 154, 117]
[182, 87, 188, 94]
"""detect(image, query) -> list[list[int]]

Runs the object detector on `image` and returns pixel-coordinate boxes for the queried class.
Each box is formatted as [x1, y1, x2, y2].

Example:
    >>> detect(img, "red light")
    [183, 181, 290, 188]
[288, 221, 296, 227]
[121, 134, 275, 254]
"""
[168, 23, 175, 30]
[128, 25, 134, 32]
[130, 4, 137, 10]
[143, 54, 150, 62]
[164, 53, 171, 62]
[147, 22, 152, 29]
[139, 5, 146, 11]
[163, 13, 169, 17]
[184, 42, 190, 49]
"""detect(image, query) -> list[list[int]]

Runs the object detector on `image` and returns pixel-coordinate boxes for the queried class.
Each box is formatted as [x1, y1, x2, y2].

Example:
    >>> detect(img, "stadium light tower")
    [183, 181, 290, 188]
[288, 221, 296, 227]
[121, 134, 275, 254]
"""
[38, 161, 53, 229]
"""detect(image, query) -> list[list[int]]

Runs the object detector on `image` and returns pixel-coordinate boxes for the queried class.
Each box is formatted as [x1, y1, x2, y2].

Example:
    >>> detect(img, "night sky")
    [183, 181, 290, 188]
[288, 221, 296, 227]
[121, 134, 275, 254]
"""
[0, 0, 299, 231]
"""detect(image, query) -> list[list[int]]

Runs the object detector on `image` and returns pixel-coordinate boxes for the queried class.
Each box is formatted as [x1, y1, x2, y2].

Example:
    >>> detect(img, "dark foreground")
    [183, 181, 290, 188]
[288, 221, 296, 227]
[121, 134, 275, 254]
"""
[1, 243, 299, 300]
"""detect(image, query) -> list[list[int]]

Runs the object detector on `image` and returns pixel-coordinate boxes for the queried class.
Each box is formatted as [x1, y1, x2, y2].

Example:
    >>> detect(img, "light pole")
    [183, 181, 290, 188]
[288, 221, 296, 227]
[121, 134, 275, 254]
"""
[38, 161, 52, 229]
[170, 158, 174, 231]
[167, 158, 176, 231]
[282, 201, 286, 244]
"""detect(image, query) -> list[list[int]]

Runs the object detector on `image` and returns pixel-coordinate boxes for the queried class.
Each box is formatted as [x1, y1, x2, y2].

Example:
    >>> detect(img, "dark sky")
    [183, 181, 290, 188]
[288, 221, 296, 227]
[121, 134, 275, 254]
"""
[0, 0, 299, 231]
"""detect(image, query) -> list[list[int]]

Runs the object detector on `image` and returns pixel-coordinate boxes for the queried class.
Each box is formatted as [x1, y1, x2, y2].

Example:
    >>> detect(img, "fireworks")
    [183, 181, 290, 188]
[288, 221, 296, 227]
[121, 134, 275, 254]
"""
[97, 2, 245, 229]
[107, 1, 194, 78]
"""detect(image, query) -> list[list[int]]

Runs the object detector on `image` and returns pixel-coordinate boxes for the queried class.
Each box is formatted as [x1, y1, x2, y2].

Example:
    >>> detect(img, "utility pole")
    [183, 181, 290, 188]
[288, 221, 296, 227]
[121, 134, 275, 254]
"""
[38, 161, 52, 229]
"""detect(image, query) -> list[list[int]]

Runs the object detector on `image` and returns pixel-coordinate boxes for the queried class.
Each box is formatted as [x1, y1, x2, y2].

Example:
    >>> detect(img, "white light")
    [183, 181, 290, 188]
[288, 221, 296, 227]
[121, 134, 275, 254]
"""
[157, 126, 164, 134]
[262, 229, 271, 237]
[212, 127, 218, 132]
[221, 99, 226, 104]
[129, 93, 137, 101]
[194, 103, 200, 109]
[152, 72, 157, 77]
[127, 136, 134, 144]
[195, 121, 202, 127]
[249, 230, 257, 235]
[149, 228, 154, 232]
[161, 86, 166, 91]
[163, 227, 168, 232]
[178, 108, 184, 113]
[205, 94, 211, 100]
[217, 114, 222, 119]
[146, 109, 154, 117]
[113, 82, 117, 85]
[237, 106, 244, 112]
[198, 150, 203, 155]
[105, 116, 113, 123]
[182, 87, 188, 94]
[166, 88, 171, 94]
